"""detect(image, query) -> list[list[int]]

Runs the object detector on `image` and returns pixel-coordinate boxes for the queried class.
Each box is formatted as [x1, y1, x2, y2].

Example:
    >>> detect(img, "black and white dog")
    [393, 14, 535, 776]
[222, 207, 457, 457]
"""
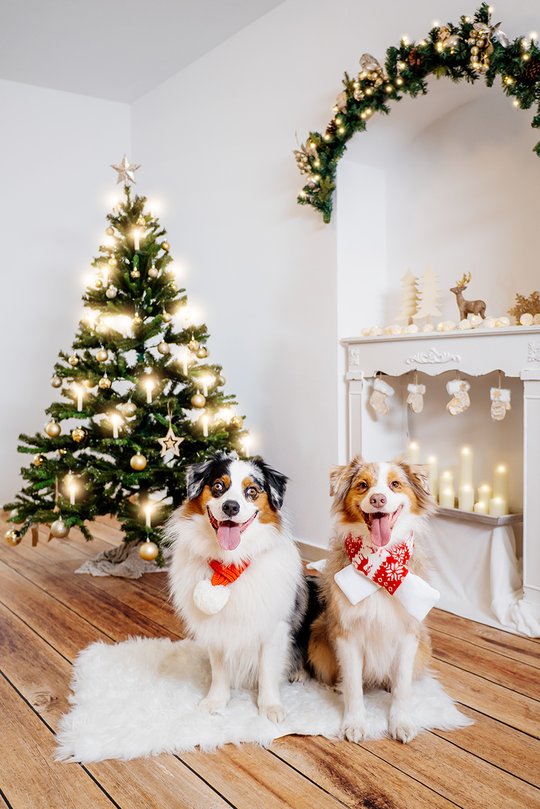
[167, 451, 306, 722]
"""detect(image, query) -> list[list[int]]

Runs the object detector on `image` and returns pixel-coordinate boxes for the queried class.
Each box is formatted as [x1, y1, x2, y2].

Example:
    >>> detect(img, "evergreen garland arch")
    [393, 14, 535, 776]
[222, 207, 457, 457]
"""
[295, 4, 540, 223]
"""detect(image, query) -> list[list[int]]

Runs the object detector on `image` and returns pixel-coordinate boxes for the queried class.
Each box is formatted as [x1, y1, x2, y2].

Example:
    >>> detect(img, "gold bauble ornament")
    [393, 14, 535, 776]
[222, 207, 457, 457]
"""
[50, 519, 69, 539]
[139, 540, 159, 561]
[131, 268, 141, 279]
[161, 241, 170, 252]
[157, 341, 170, 355]
[45, 420, 61, 437]
[191, 391, 206, 408]
[230, 416, 244, 429]
[162, 311, 172, 322]
[108, 256, 117, 266]
[148, 266, 159, 279]
[216, 375, 226, 386]
[68, 355, 79, 367]
[96, 348, 108, 362]
[106, 226, 115, 236]
[71, 427, 86, 443]
[196, 346, 208, 359]
[94, 279, 103, 289]
[106, 286, 118, 299]
[188, 339, 199, 351]
[130, 453, 148, 471]
[51, 375, 62, 388]
[98, 375, 112, 389]
[5, 529, 22, 547]
[33, 454, 45, 467]
[123, 401, 137, 417]
[58, 448, 68, 456]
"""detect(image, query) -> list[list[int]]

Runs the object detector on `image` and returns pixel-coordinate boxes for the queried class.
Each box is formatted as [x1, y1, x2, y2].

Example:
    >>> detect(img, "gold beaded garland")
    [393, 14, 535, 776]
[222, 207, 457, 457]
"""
[130, 453, 148, 471]
[191, 391, 206, 408]
[45, 420, 61, 437]
[71, 427, 86, 443]
[96, 348, 108, 362]
[50, 519, 69, 538]
[5, 529, 22, 546]
[139, 540, 159, 561]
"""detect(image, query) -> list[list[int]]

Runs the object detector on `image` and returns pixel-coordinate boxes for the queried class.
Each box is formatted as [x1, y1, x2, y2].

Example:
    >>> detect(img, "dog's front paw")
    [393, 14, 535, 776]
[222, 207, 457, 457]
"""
[389, 713, 418, 744]
[259, 703, 285, 723]
[288, 666, 309, 683]
[199, 695, 228, 715]
[340, 715, 368, 743]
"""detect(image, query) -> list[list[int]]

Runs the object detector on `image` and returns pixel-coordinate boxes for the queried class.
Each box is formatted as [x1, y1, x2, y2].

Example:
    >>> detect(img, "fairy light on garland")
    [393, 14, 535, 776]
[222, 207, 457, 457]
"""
[295, 3, 540, 223]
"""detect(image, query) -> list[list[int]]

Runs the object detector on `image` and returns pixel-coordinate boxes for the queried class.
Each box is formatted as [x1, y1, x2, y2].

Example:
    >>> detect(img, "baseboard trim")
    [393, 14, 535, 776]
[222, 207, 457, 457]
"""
[296, 539, 328, 563]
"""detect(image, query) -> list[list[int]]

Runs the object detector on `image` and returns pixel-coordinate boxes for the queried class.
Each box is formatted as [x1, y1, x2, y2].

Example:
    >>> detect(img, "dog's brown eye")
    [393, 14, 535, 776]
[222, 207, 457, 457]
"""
[356, 481, 368, 491]
[211, 481, 224, 496]
[390, 480, 401, 490]
[245, 486, 259, 500]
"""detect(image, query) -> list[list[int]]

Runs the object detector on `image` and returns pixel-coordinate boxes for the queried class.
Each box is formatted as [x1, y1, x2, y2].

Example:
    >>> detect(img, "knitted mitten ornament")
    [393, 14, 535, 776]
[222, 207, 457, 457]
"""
[490, 387, 511, 421]
[406, 383, 426, 414]
[369, 378, 395, 416]
[446, 379, 471, 415]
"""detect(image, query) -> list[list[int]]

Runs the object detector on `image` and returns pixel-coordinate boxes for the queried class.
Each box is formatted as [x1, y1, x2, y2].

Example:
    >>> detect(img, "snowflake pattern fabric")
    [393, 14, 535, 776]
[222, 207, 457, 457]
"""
[345, 533, 413, 595]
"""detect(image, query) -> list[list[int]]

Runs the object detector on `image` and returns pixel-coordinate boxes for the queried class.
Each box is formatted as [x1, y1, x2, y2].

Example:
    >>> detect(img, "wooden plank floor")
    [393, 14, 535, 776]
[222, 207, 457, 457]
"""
[0, 515, 538, 809]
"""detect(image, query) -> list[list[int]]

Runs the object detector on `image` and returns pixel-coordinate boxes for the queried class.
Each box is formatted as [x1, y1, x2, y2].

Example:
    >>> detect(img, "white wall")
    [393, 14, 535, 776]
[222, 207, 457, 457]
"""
[0, 79, 130, 503]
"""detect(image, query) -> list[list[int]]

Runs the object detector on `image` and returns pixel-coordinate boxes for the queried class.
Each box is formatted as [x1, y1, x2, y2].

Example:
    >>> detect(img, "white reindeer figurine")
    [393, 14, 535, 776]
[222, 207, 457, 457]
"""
[450, 273, 486, 320]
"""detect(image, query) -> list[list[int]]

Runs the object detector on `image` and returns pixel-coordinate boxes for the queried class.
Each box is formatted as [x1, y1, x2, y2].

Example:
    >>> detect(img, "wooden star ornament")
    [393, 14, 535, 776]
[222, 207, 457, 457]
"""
[157, 425, 184, 458]
[111, 155, 141, 185]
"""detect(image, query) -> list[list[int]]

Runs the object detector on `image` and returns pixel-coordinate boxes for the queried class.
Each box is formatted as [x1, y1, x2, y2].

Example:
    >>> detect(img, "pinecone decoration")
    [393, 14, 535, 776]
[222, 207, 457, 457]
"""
[525, 60, 540, 84]
[408, 48, 422, 68]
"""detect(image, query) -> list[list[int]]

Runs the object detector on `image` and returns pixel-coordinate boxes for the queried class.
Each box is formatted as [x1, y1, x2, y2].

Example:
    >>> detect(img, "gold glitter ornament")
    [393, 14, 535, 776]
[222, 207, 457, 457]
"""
[71, 427, 86, 443]
[5, 529, 22, 546]
[98, 375, 112, 389]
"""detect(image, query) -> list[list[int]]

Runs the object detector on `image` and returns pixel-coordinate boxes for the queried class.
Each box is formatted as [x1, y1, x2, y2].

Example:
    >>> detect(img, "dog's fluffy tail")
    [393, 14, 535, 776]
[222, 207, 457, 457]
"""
[307, 612, 339, 686]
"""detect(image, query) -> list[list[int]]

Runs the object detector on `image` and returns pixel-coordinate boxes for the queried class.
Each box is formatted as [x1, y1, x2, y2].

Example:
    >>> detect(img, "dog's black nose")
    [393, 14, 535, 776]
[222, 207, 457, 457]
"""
[369, 493, 387, 510]
[222, 499, 240, 517]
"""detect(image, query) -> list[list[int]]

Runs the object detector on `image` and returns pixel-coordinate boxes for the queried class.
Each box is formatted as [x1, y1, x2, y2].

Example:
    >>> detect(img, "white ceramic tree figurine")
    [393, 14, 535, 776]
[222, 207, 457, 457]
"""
[414, 268, 442, 323]
[396, 270, 419, 325]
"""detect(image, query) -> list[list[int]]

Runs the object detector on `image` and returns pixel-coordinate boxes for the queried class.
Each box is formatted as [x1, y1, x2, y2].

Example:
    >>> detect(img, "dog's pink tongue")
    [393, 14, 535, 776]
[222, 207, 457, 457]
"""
[370, 514, 391, 547]
[216, 522, 242, 551]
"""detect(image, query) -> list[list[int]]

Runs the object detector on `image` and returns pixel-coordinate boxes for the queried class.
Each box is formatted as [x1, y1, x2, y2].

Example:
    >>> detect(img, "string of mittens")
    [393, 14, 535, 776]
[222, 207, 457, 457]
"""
[369, 378, 395, 416]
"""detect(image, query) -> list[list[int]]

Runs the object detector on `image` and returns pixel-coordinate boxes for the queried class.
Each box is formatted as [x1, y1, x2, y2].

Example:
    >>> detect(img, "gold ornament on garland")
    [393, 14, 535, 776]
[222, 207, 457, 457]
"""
[139, 540, 159, 561]
[71, 427, 86, 443]
[45, 420, 61, 437]
[50, 518, 69, 539]
[130, 453, 148, 471]
[5, 529, 22, 546]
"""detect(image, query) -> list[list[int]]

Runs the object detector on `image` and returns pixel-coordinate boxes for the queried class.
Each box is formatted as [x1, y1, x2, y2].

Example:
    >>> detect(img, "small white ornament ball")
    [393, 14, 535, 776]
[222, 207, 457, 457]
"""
[157, 341, 170, 355]
[371, 326, 383, 336]
[423, 323, 434, 333]
[405, 323, 418, 334]
[534, 314, 540, 325]
[520, 313, 534, 326]
[485, 318, 497, 328]
[361, 327, 372, 336]
[470, 314, 483, 327]
[498, 316, 510, 326]
[106, 286, 118, 299]
[148, 267, 159, 278]
[436, 322, 445, 332]
[193, 580, 230, 615]
[443, 320, 456, 332]
[388, 324, 402, 335]
[459, 319, 472, 330]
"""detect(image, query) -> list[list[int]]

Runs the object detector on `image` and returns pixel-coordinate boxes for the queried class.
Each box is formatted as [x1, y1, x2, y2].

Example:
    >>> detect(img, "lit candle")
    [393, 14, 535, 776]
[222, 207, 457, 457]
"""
[474, 501, 488, 514]
[427, 455, 438, 499]
[493, 464, 509, 503]
[458, 484, 474, 512]
[242, 435, 252, 458]
[102, 266, 110, 287]
[408, 441, 420, 464]
[110, 412, 123, 439]
[178, 347, 190, 376]
[144, 502, 154, 529]
[133, 228, 141, 251]
[65, 474, 78, 506]
[199, 374, 215, 397]
[478, 483, 492, 508]
[143, 377, 155, 404]
[73, 383, 84, 412]
[459, 446, 473, 489]
[489, 496, 507, 517]
[439, 488, 455, 508]
[201, 413, 209, 438]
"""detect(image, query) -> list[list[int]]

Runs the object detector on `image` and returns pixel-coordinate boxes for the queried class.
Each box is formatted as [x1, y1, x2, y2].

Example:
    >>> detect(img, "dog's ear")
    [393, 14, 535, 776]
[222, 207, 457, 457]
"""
[329, 465, 346, 497]
[395, 461, 435, 513]
[329, 455, 363, 497]
[250, 457, 288, 510]
[185, 451, 234, 500]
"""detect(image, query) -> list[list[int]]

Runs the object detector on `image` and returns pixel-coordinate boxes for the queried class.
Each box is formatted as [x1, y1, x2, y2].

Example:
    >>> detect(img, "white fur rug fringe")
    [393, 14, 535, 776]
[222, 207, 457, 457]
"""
[56, 637, 472, 763]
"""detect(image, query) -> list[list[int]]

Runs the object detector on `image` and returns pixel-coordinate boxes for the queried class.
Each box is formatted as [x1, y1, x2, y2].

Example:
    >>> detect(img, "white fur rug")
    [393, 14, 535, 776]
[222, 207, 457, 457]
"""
[56, 638, 472, 763]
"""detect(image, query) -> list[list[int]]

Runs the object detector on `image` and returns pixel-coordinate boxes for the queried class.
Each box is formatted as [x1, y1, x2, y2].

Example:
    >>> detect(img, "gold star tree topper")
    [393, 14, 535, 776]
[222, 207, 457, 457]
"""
[157, 425, 184, 458]
[111, 155, 141, 185]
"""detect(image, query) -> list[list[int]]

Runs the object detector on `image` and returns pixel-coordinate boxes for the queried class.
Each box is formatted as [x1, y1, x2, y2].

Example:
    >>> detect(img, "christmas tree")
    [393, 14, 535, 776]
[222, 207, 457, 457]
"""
[4, 157, 249, 563]
[414, 268, 442, 322]
[396, 270, 419, 325]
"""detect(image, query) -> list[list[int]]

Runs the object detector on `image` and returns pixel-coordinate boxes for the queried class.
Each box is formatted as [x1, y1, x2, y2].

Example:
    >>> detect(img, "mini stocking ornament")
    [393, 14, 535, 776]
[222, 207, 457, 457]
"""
[369, 377, 395, 416]
[490, 387, 511, 421]
[407, 383, 426, 414]
[446, 379, 471, 415]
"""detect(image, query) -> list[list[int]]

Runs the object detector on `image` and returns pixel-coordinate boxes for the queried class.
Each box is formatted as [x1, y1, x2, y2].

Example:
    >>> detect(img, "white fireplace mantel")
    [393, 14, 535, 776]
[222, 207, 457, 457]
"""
[341, 326, 540, 632]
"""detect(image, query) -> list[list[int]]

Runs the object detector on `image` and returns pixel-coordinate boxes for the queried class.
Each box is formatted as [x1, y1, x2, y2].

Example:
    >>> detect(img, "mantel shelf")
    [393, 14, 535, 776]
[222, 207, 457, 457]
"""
[342, 325, 540, 346]
[436, 507, 523, 527]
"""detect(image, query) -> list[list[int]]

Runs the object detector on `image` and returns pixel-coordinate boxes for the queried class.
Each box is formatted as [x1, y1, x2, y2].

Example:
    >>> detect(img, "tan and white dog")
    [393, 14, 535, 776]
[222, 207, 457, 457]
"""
[167, 451, 306, 723]
[308, 456, 437, 744]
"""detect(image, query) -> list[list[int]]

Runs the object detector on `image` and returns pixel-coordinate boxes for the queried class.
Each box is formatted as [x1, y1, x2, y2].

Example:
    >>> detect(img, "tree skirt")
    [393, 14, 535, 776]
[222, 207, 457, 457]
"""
[56, 638, 472, 763]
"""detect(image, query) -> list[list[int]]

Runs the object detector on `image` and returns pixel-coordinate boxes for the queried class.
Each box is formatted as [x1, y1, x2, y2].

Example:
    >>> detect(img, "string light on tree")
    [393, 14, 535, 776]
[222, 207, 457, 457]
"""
[65, 474, 79, 506]
[109, 412, 124, 439]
